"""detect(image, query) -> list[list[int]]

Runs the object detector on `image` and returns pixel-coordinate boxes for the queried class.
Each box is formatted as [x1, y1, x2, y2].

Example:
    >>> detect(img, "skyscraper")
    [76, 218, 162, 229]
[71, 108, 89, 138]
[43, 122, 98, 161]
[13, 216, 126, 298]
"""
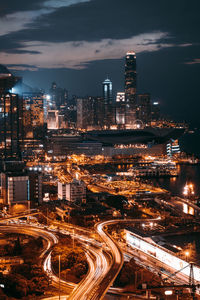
[151, 101, 160, 121]
[0, 65, 23, 160]
[137, 93, 151, 125]
[102, 78, 112, 104]
[115, 92, 126, 126]
[124, 52, 137, 126]
[77, 97, 104, 130]
[125, 51, 137, 102]
[23, 91, 45, 139]
[49, 81, 68, 108]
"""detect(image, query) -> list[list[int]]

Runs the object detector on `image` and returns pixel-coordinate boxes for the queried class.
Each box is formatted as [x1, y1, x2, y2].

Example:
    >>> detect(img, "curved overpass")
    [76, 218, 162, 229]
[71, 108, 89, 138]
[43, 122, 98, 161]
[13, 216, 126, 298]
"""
[0, 224, 58, 258]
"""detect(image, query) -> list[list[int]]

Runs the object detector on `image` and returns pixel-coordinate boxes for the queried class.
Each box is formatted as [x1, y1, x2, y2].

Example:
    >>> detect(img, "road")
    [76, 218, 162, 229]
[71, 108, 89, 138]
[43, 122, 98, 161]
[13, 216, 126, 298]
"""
[0, 224, 58, 258]
[68, 245, 109, 300]
[69, 218, 161, 300]
[2, 217, 184, 299]
[61, 219, 124, 300]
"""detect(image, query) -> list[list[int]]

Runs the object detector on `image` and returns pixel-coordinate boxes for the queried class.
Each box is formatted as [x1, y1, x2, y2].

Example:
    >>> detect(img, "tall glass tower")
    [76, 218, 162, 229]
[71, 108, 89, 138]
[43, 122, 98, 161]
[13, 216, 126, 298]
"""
[125, 51, 136, 102]
[102, 78, 112, 104]
[0, 65, 23, 160]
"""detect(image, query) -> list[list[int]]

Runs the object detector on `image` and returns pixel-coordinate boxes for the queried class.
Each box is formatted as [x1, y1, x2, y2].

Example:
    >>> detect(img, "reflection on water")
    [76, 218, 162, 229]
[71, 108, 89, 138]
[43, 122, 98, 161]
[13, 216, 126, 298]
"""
[150, 164, 200, 197]
[164, 232, 200, 264]
[151, 164, 200, 261]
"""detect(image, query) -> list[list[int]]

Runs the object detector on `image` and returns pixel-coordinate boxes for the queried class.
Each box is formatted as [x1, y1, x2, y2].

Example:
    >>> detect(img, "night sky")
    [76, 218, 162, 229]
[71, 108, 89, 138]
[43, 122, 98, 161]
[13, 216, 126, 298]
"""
[0, 0, 199, 125]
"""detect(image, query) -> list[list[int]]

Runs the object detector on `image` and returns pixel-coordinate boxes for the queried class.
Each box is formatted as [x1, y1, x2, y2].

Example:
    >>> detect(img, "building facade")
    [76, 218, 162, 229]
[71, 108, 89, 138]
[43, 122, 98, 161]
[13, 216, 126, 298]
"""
[102, 78, 112, 104]
[137, 93, 151, 125]
[125, 51, 137, 103]
[0, 65, 23, 160]
[58, 179, 86, 203]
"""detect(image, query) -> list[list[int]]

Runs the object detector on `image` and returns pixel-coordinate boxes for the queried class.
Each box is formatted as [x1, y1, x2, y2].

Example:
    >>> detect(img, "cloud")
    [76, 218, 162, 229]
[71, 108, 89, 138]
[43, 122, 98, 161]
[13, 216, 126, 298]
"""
[0, 32, 172, 70]
[0, 9, 51, 36]
[185, 58, 200, 65]
[0, 0, 92, 36]
[43, 0, 92, 8]
[7, 64, 39, 71]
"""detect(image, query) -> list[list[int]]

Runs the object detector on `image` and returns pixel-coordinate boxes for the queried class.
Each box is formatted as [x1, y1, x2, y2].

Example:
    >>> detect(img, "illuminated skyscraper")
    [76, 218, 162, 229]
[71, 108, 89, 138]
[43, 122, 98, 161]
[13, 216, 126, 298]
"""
[115, 92, 126, 126]
[151, 101, 160, 121]
[31, 94, 44, 127]
[49, 81, 68, 108]
[124, 52, 137, 126]
[47, 110, 59, 129]
[125, 51, 137, 102]
[23, 92, 45, 139]
[102, 78, 112, 104]
[0, 65, 23, 160]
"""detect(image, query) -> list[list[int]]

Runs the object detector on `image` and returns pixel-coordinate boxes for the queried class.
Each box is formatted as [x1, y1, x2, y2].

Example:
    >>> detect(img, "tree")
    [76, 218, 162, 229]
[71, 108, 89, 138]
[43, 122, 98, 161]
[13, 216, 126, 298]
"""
[4, 243, 13, 256]
[4, 274, 28, 298]
[13, 236, 22, 256]
[11, 264, 31, 279]
[74, 262, 88, 278]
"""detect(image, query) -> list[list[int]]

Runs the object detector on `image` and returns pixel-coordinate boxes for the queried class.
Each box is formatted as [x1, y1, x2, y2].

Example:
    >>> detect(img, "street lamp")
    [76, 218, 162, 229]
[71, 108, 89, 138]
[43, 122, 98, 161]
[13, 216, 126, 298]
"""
[72, 229, 75, 250]
[165, 290, 173, 296]
[58, 255, 60, 300]
[185, 251, 189, 262]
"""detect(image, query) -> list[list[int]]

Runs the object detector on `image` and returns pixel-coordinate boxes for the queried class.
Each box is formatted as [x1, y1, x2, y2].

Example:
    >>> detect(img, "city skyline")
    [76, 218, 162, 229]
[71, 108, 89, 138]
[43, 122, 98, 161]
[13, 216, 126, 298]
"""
[0, 0, 200, 125]
[1, 2, 200, 296]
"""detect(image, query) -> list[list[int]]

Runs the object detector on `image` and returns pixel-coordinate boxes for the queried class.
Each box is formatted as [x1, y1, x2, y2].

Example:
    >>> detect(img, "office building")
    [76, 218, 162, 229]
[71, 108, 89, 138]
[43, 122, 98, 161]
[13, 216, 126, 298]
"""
[151, 101, 160, 121]
[49, 81, 68, 108]
[1, 162, 29, 207]
[125, 51, 137, 102]
[23, 92, 45, 139]
[116, 92, 125, 103]
[31, 94, 44, 127]
[0, 64, 21, 93]
[58, 114, 67, 129]
[77, 98, 92, 129]
[124, 52, 137, 126]
[47, 110, 59, 129]
[77, 97, 104, 130]
[102, 78, 112, 104]
[0, 65, 23, 160]
[115, 92, 125, 127]
[137, 93, 151, 125]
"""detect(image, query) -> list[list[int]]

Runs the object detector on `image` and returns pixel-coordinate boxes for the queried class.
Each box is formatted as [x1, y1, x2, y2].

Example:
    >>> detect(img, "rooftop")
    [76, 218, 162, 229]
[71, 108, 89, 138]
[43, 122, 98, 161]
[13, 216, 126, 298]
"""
[0, 64, 12, 77]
